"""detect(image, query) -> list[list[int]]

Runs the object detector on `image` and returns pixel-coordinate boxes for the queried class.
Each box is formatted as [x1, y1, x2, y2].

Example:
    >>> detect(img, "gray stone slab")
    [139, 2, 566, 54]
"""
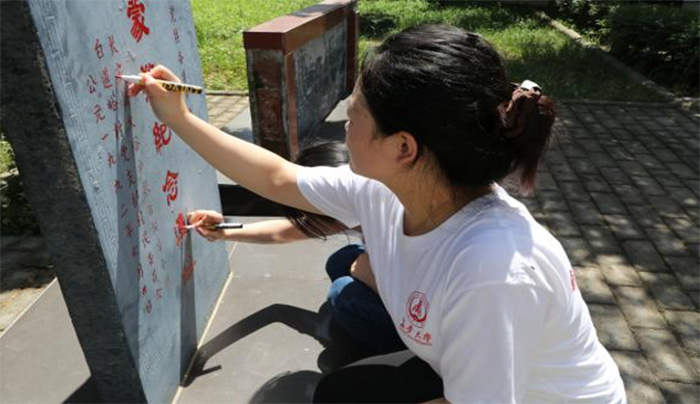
[664, 256, 700, 292]
[597, 253, 643, 286]
[605, 215, 645, 240]
[635, 328, 698, 383]
[176, 276, 363, 404]
[575, 266, 616, 304]
[610, 351, 666, 404]
[623, 240, 669, 272]
[0, 280, 90, 404]
[582, 225, 622, 253]
[664, 216, 700, 245]
[617, 161, 649, 178]
[600, 167, 632, 186]
[612, 286, 666, 329]
[662, 310, 700, 358]
[559, 237, 593, 267]
[627, 205, 666, 229]
[569, 200, 605, 225]
[591, 192, 628, 215]
[614, 184, 648, 206]
[537, 190, 569, 212]
[588, 304, 639, 351]
[581, 174, 613, 193]
[545, 212, 581, 237]
[559, 181, 590, 202]
[639, 272, 697, 311]
[631, 175, 666, 197]
[647, 195, 688, 219]
[644, 225, 690, 257]
[660, 381, 700, 404]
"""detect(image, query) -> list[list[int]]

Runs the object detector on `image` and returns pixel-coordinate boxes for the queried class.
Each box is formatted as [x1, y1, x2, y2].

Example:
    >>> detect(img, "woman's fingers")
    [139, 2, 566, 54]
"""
[149, 64, 180, 83]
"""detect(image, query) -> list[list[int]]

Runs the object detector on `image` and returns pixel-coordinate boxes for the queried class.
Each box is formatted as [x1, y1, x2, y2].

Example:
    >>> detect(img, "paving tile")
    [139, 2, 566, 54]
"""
[635, 328, 698, 383]
[597, 253, 643, 286]
[569, 158, 598, 175]
[537, 171, 557, 191]
[683, 179, 700, 197]
[605, 215, 645, 240]
[581, 175, 613, 193]
[660, 381, 700, 404]
[569, 200, 605, 225]
[627, 205, 666, 229]
[674, 216, 700, 244]
[590, 192, 628, 215]
[582, 225, 622, 253]
[589, 152, 616, 167]
[643, 225, 690, 257]
[607, 145, 637, 162]
[537, 190, 569, 212]
[612, 286, 665, 329]
[614, 184, 648, 206]
[600, 167, 632, 186]
[545, 212, 581, 237]
[664, 256, 700, 292]
[667, 163, 698, 180]
[662, 310, 700, 357]
[647, 196, 690, 219]
[610, 351, 666, 404]
[559, 181, 590, 202]
[651, 170, 686, 188]
[559, 237, 593, 267]
[636, 154, 665, 171]
[575, 266, 615, 304]
[548, 164, 578, 182]
[666, 187, 700, 211]
[588, 304, 638, 351]
[631, 175, 666, 197]
[649, 147, 682, 164]
[639, 272, 697, 310]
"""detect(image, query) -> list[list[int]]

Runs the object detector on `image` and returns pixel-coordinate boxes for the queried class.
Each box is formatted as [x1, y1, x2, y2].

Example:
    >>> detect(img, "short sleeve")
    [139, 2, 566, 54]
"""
[440, 282, 550, 403]
[297, 165, 365, 229]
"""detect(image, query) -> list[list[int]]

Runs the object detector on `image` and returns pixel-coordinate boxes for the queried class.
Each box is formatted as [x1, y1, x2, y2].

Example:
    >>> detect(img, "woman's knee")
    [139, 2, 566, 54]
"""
[325, 244, 365, 280]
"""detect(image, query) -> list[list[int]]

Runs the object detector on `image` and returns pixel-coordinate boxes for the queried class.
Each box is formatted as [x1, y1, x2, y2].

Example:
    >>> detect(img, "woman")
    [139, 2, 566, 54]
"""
[131, 24, 626, 403]
[189, 141, 405, 354]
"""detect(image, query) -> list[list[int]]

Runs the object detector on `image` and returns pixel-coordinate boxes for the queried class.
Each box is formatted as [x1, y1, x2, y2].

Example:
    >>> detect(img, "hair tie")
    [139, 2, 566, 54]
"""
[501, 80, 542, 139]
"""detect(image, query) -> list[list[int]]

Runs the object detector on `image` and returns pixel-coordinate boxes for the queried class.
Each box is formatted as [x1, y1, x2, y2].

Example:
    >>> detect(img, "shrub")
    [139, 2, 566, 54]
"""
[608, 4, 699, 96]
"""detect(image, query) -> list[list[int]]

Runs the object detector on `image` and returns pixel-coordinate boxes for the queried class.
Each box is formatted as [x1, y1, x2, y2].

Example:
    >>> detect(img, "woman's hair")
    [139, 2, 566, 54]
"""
[359, 24, 556, 195]
[286, 141, 349, 239]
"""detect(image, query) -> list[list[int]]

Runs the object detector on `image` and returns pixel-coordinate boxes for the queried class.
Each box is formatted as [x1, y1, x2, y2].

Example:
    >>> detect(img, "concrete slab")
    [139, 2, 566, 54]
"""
[176, 227, 368, 404]
[0, 280, 90, 404]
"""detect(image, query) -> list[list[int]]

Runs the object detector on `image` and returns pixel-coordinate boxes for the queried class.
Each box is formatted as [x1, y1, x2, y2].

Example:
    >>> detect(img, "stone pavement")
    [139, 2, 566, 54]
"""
[0, 95, 698, 403]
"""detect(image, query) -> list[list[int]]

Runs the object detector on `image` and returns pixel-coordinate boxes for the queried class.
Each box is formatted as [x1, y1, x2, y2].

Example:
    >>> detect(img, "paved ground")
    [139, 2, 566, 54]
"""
[1, 95, 698, 403]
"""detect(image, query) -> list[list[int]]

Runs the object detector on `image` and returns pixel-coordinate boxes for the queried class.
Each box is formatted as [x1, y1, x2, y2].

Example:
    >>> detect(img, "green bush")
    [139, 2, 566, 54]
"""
[548, 0, 620, 42]
[608, 4, 699, 96]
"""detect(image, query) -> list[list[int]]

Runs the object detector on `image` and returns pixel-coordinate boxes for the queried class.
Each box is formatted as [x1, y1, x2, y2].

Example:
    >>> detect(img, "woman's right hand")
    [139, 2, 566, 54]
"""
[127, 64, 190, 127]
[187, 210, 226, 242]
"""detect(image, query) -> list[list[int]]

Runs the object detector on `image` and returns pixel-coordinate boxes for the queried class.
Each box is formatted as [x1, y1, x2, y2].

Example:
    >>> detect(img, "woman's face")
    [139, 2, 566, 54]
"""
[344, 89, 394, 180]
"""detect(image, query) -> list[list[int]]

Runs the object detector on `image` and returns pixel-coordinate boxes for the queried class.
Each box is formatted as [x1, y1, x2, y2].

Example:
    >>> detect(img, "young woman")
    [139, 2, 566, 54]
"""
[131, 24, 626, 403]
[189, 141, 405, 354]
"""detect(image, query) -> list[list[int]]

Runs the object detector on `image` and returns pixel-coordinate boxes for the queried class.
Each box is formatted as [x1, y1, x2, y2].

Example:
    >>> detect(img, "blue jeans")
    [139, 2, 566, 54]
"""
[326, 244, 405, 353]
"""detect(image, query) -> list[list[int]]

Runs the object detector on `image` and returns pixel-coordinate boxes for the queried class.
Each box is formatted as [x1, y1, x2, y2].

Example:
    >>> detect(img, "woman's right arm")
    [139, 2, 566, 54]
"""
[193, 217, 313, 244]
[129, 65, 322, 215]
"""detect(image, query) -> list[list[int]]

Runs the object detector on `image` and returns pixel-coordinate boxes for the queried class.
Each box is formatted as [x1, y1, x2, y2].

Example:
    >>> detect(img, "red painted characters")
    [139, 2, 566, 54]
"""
[126, 0, 150, 43]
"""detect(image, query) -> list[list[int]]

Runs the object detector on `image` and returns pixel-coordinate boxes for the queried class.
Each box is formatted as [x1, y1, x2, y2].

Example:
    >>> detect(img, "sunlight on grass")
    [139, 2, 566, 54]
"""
[193, 0, 659, 100]
[191, 0, 316, 90]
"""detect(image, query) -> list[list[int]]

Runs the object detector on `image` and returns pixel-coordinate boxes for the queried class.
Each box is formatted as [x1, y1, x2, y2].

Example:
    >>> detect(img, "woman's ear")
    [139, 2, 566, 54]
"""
[395, 131, 419, 166]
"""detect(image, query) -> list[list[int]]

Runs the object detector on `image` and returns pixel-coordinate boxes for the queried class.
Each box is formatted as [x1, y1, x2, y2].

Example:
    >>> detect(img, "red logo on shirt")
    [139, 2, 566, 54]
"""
[406, 291, 429, 328]
[399, 291, 433, 346]
[570, 270, 578, 291]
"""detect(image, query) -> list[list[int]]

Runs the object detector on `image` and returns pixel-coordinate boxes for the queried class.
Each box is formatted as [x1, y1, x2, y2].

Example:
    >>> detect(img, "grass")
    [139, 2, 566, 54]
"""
[357, 0, 658, 102]
[0, 137, 15, 173]
[191, 0, 317, 91]
[192, 0, 658, 101]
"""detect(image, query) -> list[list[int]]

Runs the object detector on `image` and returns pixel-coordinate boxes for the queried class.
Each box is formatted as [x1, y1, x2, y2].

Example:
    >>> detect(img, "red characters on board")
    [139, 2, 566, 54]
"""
[127, 0, 150, 43]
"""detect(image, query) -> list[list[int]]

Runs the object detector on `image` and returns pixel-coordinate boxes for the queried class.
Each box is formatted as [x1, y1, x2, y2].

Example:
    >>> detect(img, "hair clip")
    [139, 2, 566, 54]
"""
[519, 80, 542, 94]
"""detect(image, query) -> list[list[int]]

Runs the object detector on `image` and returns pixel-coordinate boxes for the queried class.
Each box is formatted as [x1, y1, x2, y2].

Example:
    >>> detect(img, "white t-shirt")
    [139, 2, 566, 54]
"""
[298, 165, 626, 403]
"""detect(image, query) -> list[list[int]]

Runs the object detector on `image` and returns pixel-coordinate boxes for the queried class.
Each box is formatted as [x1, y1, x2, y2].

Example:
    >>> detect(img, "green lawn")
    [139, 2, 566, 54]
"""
[192, 0, 317, 90]
[193, 0, 658, 101]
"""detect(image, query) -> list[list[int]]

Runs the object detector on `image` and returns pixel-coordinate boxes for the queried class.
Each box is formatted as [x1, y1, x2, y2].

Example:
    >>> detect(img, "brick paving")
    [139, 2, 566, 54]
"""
[518, 100, 700, 403]
[1, 96, 698, 402]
